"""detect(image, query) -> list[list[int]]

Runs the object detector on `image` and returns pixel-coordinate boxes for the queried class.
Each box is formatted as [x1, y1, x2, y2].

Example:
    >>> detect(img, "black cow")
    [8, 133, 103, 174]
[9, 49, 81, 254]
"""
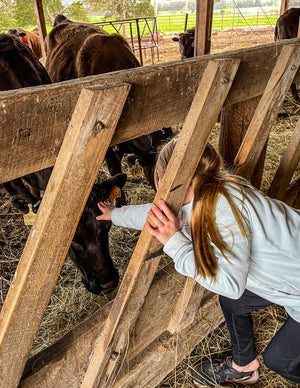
[0, 33, 52, 210]
[274, 8, 300, 100]
[172, 27, 195, 59]
[0, 33, 126, 294]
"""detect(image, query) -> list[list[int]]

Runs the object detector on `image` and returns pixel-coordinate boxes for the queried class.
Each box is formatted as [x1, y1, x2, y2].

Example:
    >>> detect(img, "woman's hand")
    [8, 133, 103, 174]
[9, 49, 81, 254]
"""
[146, 199, 183, 245]
[96, 201, 115, 221]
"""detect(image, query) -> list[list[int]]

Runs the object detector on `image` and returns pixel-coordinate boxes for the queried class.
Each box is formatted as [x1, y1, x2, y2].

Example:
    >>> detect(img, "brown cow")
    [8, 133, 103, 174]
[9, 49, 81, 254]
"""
[8, 27, 42, 59]
[274, 8, 300, 100]
[45, 15, 174, 189]
[45, 15, 139, 81]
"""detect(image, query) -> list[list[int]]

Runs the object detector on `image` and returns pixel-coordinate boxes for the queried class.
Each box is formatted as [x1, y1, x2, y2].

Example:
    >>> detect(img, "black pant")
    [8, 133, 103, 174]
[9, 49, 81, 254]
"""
[219, 289, 300, 384]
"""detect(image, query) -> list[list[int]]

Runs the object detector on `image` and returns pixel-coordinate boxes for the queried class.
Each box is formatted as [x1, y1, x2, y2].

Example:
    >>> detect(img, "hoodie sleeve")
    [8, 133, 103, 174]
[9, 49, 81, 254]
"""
[111, 203, 152, 230]
[163, 195, 251, 299]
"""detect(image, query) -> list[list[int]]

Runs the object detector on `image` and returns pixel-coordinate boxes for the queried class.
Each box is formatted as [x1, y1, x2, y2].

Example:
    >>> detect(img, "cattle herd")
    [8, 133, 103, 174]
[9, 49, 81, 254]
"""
[0, 15, 174, 295]
[1, 9, 299, 294]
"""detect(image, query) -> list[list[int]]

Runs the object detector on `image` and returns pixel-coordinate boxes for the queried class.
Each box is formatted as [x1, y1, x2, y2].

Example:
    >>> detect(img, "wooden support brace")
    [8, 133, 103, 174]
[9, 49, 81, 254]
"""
[80, 58, 241, 388]
[267, 117, 300, 200]
[284, 175, 300, 207]
[32, 0, 47, 60]
[167, 277, 205, 334]
[195, 0, 214, 56]
[233, 44, 300, 179]
[0, 84, 130, 388]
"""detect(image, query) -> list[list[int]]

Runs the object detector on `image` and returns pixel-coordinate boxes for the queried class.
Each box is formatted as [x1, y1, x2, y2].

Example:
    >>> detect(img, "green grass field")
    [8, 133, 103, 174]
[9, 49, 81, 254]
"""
[3, 10, 278, 36]
[90, 10, 279, 36]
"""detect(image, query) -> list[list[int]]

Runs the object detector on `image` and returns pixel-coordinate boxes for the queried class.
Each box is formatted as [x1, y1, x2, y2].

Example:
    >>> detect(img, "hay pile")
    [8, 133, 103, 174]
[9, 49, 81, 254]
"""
[1, 94, 299, 387]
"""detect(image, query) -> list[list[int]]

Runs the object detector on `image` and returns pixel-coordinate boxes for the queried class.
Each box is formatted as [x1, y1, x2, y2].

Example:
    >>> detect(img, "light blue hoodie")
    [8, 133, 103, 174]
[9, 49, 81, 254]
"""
[111, 184, 300, 322]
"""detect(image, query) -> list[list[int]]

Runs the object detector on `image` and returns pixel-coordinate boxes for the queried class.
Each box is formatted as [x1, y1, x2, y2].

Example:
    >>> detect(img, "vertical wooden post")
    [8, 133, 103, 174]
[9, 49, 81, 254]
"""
[280, 0, 288, 15]
[234, 45, 300, 179]
[0, 84, 130, 388]
[80, 58, 240, 388]
[32, 0, 47, 59]
[194, 0, 214, 56]
[267, 117, 300, 200]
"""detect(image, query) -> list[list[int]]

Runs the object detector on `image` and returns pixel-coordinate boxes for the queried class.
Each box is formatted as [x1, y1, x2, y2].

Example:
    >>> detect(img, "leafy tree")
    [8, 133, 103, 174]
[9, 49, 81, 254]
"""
[87, 0, 154, 19]
[65, 1, 88, 21]
[43, 0, 65, 25]
[14, 0, 36, 27]
[0, 0, 15, 29]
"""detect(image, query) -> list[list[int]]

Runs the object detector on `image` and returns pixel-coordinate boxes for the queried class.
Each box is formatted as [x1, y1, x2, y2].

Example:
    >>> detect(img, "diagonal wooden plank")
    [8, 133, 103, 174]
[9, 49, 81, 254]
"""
[167, 278, 205, 334]
[0, 84, 130, 388]
[80, 58, 241, 388]
[267, 117, 300, 200]
[233, 44, 300, 179]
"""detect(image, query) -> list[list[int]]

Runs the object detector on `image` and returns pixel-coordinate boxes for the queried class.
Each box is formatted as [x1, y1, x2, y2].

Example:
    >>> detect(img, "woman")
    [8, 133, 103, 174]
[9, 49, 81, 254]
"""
[97, 138, 300, 386]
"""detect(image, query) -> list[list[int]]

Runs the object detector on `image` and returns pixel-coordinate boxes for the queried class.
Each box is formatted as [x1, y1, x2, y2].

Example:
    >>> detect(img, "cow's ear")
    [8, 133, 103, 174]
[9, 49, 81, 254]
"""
[108, 173, 127, 189]
[106, 173, 127, 206]
[96, 173, 127, 197]
[172, 36, 179, 42]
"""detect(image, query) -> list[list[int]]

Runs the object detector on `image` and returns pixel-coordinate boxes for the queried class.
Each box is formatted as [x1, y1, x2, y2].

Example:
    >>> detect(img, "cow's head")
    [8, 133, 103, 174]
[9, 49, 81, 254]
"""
[172, 29, 195, 59]
[53, 14, 72, 27]
[8, 28, 28, 45]
[69, 173, 127, 294]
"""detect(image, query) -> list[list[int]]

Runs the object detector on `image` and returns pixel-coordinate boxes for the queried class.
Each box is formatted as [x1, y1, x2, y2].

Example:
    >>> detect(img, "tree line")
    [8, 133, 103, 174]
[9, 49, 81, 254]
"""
[0, 0, 154, 29]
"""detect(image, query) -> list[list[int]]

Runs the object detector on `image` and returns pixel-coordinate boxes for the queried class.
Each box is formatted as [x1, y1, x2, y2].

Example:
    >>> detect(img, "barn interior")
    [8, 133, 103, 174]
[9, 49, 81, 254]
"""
[0, 1, 300, 387]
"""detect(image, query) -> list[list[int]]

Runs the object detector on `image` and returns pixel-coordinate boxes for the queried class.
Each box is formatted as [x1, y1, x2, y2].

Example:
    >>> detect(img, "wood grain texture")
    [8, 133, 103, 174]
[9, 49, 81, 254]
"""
[80, 58, 240, 388]
[1, 40, 300, 183]
[20, 263, 187, 387]
[0, 84, 130, 388]
[233, 44, 300, 179]
[195, 0, 214, 55]
[268, 117, 300, 200]
[32, 0, 47, 59]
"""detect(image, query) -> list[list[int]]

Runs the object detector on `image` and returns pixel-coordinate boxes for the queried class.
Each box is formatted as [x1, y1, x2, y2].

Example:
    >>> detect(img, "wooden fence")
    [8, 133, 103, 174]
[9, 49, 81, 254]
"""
[0, 38, 300, 387]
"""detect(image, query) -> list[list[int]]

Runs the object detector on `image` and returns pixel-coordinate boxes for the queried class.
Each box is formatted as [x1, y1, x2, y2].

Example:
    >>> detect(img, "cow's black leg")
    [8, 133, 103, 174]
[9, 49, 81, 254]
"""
[291, 83, 299, 101]
[105, 147, 122, 176]
[2, 178, 37, 214]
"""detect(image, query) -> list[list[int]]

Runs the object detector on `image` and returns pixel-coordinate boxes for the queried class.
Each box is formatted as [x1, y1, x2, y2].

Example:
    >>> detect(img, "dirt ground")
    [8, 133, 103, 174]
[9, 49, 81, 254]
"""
[142, 27, 275, 65]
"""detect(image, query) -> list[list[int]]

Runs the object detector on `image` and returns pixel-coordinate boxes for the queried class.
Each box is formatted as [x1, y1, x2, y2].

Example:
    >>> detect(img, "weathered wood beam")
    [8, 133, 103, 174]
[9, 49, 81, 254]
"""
[167, 278, 204, 334]
[233, 44, 300, 179]
[1, 40, 300, 184]
[195, 0, 214, 55]
[79, 58, 240, 388]
[280, 0, 288, 15]
[267, 117, 300, 200]
[113, 294, 223, 388]
[20, 263, 203, 387]
[0, 84, 130, 388]
[32, 0, 47, 59]
[20, 272, 222, 388]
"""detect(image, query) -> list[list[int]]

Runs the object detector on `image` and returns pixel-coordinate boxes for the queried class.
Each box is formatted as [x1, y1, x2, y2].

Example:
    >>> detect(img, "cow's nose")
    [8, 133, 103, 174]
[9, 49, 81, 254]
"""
[102, 278, 119, 292]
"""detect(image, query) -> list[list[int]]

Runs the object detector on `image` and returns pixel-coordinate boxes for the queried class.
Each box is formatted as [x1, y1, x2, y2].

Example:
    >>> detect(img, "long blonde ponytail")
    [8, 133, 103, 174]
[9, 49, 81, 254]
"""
[155, 139, 249, 280]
